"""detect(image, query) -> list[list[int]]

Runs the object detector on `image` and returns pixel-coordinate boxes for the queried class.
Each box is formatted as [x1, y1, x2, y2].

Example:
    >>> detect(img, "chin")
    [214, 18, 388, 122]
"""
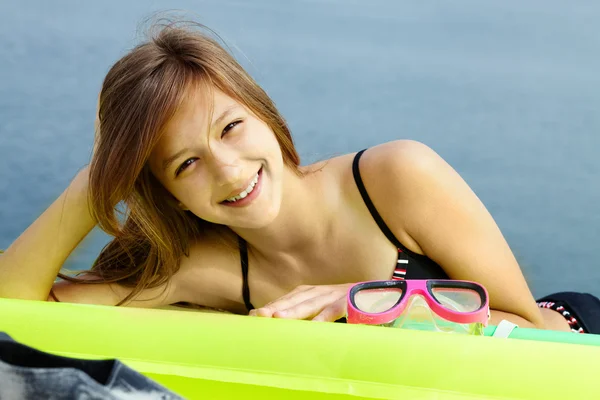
[190, 196, 282, 229]
[236, 203, 282, 229]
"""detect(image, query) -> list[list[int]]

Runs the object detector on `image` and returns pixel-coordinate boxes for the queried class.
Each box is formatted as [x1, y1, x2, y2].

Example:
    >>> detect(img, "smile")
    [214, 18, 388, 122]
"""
[220, 167, 264, 207]
[225, 172, 259, 202]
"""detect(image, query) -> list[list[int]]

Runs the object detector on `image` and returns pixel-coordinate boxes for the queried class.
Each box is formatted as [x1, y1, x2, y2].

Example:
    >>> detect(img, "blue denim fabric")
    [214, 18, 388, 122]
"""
[0, 332, 184, 400]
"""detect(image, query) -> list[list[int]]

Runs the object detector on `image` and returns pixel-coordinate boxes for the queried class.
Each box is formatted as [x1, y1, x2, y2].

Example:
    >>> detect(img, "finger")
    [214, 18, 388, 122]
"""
[275, 291, 342, 320]
[312, 298, 347, 322]
[254, 286, 317, 317]
[265, 285, 314, 306]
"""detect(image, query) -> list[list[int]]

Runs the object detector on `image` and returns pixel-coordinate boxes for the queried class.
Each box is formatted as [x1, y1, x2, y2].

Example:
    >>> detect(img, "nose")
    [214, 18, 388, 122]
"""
[207, 146, 242, 186]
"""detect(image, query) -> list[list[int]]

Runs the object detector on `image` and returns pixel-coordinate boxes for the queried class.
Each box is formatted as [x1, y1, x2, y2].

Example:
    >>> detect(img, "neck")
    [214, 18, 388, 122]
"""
[232, 163, 336, 259]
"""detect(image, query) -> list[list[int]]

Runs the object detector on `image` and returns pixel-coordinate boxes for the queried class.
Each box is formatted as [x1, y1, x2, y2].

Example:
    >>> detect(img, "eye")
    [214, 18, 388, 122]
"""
[222, 119, 242, 137]
[175, 158, 198, 177]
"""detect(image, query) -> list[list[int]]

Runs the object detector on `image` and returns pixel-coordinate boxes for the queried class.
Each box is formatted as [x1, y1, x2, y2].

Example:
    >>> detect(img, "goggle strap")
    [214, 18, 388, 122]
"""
[491, 320, 519, 338]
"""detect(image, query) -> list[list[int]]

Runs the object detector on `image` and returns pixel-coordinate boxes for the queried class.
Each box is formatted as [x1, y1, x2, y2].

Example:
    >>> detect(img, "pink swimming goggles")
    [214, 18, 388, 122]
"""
[347, 280, 489, 333]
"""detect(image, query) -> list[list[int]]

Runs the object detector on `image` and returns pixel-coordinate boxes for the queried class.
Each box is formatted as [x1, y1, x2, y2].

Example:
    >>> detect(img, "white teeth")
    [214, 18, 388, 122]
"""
[225, 172, 260, 202]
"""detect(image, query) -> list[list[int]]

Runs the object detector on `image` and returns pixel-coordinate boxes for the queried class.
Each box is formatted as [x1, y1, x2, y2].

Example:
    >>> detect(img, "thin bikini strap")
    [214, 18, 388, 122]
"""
[352, 149, 404, 249]
[352, 149, 450, 281]
[238, 236, 255, 311]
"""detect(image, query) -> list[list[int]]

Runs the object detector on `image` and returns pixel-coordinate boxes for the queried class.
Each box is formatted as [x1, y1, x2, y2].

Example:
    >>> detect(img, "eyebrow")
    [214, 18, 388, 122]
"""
[162, 148, 189, 174]
[212, 105, 239, 132]
[161, 105, 240, 174]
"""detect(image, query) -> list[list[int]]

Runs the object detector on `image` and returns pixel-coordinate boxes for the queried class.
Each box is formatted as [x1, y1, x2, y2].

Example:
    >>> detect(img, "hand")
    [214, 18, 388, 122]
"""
[249, 283, 353, 322]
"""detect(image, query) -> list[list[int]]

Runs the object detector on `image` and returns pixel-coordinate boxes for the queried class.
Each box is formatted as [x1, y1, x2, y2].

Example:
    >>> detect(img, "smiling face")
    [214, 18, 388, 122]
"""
[148, 85, 285, 229]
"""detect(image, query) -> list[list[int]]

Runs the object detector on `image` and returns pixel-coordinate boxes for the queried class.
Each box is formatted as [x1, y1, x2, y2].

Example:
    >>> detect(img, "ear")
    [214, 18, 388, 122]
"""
[178, 202, 189, 211]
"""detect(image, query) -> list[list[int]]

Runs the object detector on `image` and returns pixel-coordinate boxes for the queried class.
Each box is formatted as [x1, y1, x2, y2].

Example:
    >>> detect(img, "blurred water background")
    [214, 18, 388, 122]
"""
[1, 0, 598, 297]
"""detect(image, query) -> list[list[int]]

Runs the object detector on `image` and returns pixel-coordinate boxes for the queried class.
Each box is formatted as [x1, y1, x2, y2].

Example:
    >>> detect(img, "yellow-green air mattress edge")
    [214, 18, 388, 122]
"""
[1, 298, 599, 399]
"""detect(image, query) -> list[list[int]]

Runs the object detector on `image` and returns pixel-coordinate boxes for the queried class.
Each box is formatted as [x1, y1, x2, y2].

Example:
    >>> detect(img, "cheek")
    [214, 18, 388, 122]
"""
[180, 182, 210, 206]
[163, 177, 210, 211]
[180, 195, 215, 221]
[246, 119, 279, 148]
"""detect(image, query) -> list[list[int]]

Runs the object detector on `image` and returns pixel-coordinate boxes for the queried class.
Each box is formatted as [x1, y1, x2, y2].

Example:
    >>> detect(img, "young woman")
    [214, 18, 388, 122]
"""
[0, 22, 590, 333]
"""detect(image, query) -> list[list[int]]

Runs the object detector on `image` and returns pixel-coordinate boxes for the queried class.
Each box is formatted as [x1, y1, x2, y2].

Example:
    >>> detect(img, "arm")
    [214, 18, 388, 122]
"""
[0, 167, 182, 307]
[1, 93, 102, 301]
[362, 140, 544, 329]
[50, 278, 178, 307]
[0, 167, 96, 301]
[0, 93, 186, 308]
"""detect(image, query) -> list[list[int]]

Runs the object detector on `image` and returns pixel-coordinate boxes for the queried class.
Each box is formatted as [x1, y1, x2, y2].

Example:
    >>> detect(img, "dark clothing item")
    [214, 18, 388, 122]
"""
[0, 332, 183, 400]
[537, 292, 600, 334]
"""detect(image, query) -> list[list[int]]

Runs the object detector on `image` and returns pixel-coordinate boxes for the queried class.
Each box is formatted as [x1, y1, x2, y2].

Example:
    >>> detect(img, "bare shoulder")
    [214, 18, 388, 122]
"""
[307, 140, 452, 219]
[341, 140, 465, 254]
[355, 140, 462, 200]
[174, 228, 248, 313]
[313, 140, 444, 180]
[358, 140, 447, 178]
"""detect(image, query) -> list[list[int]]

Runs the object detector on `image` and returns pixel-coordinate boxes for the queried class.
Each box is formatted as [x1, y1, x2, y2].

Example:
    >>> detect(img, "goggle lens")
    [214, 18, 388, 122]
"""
[353, 288, 403, 314]
[430, 287, 483, 313]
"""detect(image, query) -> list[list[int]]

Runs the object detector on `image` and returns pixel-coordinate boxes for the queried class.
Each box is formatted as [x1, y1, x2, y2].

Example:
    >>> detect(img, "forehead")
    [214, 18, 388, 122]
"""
[163, 86, 238, 139]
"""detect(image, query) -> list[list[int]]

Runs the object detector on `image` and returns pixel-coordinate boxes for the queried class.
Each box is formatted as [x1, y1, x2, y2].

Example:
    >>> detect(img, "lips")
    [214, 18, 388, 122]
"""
[220, 167, 262, 204]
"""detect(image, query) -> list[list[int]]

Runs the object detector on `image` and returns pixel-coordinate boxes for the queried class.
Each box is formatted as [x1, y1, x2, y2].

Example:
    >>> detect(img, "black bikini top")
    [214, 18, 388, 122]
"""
[238, 148, 448, 312]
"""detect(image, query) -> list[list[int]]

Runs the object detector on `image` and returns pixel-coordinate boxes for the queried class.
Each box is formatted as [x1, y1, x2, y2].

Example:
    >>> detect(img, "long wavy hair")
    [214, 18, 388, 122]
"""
[56, 21, 300, 305]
